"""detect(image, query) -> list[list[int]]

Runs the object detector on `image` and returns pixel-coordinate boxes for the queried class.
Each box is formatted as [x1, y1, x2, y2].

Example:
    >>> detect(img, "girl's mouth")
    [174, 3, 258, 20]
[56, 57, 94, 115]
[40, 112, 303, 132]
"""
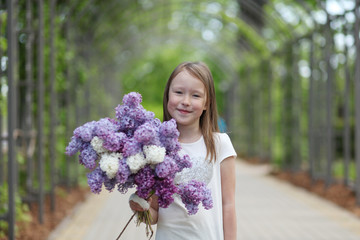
[178, 109, 191, 114]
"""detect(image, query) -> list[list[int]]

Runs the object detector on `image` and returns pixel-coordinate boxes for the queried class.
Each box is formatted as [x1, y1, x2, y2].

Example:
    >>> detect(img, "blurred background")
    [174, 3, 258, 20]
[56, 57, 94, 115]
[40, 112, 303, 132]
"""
[0, 0, 360, 239]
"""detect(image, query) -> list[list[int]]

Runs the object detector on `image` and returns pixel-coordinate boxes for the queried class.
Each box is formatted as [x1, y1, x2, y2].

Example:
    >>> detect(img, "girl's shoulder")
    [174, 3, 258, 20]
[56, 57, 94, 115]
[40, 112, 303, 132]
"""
[213, 132, 231, 144]
[213, 132, 236, 162]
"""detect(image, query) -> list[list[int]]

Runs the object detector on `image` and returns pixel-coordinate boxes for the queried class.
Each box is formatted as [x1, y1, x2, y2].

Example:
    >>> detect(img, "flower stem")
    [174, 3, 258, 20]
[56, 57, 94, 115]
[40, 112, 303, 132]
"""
[115, 211, 137, 240]
[116, 192, 155, 239]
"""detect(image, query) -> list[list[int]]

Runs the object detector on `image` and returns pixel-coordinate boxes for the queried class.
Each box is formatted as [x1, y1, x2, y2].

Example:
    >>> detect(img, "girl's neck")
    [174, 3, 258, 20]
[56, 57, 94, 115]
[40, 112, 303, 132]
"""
[178, 125, 202, 143]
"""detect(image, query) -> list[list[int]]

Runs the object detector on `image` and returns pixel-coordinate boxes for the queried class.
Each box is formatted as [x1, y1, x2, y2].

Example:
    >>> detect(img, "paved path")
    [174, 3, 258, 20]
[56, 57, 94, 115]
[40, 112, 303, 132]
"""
[48, 160, 360, 240]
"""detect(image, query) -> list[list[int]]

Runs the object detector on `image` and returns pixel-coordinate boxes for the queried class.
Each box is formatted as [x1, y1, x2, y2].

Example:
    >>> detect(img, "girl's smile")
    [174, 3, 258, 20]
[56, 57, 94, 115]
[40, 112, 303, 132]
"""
[177, 108, 191, 114]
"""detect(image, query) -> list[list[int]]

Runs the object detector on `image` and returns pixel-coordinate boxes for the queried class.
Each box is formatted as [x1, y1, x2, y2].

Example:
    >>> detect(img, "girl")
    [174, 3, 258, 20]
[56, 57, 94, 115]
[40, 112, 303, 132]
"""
[130, 61, 237, 240]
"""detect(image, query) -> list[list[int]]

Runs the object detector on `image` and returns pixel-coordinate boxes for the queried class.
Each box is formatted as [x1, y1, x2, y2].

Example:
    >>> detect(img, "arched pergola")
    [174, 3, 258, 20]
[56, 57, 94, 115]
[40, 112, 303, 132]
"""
[1, 0, 360, 239]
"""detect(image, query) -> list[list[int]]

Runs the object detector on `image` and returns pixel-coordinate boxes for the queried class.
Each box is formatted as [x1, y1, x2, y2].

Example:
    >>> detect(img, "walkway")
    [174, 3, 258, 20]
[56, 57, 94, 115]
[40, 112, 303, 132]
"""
[48, 160, 360, 240]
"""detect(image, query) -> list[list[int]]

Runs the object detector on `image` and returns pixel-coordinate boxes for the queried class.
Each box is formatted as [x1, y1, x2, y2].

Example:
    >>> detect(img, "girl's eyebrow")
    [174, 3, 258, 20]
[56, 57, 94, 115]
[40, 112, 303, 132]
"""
[192, 88, 205, 93]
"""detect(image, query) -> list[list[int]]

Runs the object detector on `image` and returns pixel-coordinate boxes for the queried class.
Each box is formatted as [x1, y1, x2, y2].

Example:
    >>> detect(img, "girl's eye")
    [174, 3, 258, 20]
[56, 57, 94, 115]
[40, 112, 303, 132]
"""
[175, 91, 182, 94]
[193, 94, 200, 98]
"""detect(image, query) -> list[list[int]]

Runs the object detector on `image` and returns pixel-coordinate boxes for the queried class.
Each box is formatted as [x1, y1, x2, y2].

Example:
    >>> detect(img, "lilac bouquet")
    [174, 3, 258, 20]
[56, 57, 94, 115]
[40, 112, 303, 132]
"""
[65, 92, 212, 238]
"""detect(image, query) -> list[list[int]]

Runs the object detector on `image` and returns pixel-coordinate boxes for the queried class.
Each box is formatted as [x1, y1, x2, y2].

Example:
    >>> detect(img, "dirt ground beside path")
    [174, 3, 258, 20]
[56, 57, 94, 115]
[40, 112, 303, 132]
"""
[1, 186, 89, 240]
[245, 157, 360, 219]
[272, 170, 360, 218]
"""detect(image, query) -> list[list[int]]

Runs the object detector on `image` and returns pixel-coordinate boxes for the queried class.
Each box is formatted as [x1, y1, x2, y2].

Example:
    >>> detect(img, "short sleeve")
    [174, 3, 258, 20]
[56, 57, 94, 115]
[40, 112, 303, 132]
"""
[216, 133, 237, 163]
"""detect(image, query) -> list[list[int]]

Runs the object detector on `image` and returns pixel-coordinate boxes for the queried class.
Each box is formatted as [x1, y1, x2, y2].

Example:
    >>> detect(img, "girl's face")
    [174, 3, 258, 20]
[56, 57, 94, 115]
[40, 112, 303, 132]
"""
[167, 70, 207, 129]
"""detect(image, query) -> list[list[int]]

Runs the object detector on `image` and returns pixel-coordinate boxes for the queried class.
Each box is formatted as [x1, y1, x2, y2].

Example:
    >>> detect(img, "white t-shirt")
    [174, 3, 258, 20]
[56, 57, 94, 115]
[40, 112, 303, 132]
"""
[156, 133, 237, 240]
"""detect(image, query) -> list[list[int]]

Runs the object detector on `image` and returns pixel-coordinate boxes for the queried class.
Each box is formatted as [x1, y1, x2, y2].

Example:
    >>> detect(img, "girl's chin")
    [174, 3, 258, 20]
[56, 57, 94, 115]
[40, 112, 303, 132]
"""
[173, 119, 199, 128]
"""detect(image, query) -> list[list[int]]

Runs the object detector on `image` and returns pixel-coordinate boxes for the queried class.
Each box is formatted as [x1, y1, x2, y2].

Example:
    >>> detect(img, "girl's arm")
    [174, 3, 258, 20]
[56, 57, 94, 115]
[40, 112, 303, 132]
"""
[221, 156, 237, 240]
[129, 194, 159, 225]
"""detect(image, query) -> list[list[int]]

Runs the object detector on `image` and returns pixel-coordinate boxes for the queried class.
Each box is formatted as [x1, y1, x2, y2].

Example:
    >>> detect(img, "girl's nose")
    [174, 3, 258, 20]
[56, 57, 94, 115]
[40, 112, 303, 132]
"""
[182, 95, 190, 106]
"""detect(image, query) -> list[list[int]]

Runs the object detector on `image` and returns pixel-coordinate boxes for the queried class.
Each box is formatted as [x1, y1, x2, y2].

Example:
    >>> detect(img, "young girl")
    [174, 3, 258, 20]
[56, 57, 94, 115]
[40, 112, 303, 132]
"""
[130, 61, 237, 240]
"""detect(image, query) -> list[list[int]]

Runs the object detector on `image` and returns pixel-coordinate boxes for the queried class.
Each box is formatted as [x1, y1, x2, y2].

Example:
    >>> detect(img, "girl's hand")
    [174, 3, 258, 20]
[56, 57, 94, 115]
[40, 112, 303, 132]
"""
[129, 200, 146, 212]
[129, 193, 153, 212]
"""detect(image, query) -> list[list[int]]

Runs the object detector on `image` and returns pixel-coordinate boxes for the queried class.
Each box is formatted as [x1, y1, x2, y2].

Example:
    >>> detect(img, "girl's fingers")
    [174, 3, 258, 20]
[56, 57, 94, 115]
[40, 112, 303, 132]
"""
[129, 200, 146, 212]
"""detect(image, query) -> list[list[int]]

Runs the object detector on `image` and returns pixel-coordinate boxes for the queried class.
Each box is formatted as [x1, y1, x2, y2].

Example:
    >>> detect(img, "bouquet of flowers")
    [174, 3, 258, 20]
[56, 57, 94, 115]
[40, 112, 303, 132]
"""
[65, 92, 213, 239]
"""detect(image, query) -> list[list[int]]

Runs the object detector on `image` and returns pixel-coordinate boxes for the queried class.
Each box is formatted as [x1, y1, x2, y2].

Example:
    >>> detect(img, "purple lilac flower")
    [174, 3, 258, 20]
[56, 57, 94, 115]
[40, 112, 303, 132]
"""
[107, 117, 120, 126]
[79, 143, 98, 169]
[122, 92, 142, 108]
[116, 158, 131, 184]
[172, 152, 192, 172]
[118, 175, 135, 194]
[155, 156, 179, 178]
[73, 121, 97, 142]
[65, 136, 84, 156]
[160, 137, 181, 153]
[133, 122, 159, 145]
[131, 106, 154, 122]
[115, 93, 156, 135]
[122, 138, 142, 157]
[115, 93, 155, 131]
[159, 119, 179, 138]
[94, 118, 120, 138]
[144, 110, 156, 121]
[134, 166, 155, 199]
[178, 180, 213, 215]
[87, 167, 106, 194]
[115, 104, 130, 119]
[118, 114, 136, 131]
[154, 177, 178, 208]
[102, 132, 127, 152]
[104, 176, 117, 192]
[151, 118, 161, 128]
[158, 119, 181, 152]
[116, 105, 139, 131]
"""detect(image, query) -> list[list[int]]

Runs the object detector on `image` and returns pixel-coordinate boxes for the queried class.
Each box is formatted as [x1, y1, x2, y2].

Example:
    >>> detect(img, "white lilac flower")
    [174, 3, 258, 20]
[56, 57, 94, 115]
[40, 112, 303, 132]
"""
[143, 145, 166, 165]
[99, 152, 123, 179]
[91, 136, 107, 154]
[126, 152, 146, 173]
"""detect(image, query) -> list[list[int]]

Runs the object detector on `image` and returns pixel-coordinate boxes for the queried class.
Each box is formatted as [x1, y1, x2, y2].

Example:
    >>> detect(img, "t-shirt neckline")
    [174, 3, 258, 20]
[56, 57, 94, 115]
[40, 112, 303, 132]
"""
[180, 135, 203, 145]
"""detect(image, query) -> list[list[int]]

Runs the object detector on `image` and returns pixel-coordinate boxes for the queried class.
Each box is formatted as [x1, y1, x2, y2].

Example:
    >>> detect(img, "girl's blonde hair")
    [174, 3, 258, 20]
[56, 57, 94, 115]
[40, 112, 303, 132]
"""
[163, 61, 219, 162]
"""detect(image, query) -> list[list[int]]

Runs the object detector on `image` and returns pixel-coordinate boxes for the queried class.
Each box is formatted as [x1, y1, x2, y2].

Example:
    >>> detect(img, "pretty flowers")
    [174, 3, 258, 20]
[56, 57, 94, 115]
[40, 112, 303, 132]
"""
[99, 152, 122, 179]
[143, 145, 166, 165]
[91, 136, 107, 154]
[65, 92, 213, 238]
[127, 152, 146, 174]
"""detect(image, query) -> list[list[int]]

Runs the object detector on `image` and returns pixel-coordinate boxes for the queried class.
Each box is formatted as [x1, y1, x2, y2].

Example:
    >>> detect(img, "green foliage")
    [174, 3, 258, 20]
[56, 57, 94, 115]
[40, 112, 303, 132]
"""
[220, 12, 270, 58]
[0, 12, 7, 52]
[121, 45, 188, 96]
[0, 36, 7, 52]
[333, 160, 356, 181]
[0, 183, 32, 238]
